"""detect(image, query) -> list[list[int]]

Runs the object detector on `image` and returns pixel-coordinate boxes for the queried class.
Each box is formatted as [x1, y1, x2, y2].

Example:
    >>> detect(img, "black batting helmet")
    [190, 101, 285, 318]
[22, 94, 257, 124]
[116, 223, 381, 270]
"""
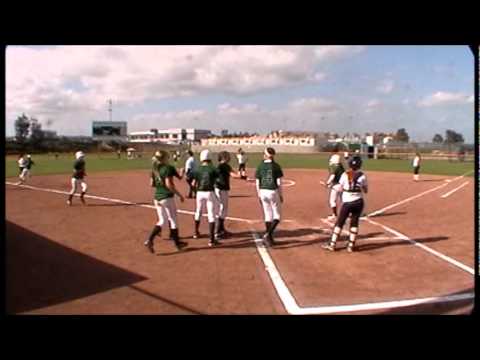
[349, 156, 362, 170]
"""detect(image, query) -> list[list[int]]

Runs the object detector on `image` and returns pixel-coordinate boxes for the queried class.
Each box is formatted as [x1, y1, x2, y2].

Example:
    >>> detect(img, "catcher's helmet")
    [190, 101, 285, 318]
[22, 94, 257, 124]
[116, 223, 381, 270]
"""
[349, 156, 362, 170]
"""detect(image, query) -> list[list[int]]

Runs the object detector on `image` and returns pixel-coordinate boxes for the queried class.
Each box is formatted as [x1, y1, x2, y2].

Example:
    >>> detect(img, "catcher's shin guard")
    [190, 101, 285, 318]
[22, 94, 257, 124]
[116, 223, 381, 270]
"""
[323, 226, 341, 251]
[347, 227, 358, 252]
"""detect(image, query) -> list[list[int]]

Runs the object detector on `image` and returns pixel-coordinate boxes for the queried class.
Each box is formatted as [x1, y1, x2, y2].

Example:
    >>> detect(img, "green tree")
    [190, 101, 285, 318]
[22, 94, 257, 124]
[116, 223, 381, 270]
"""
[14, 113, 30, 147]
[29, 117, 45, 150]
[432, 134, 444, 143]
[445, 129, 464, 144]
[395, 128, 409, 142]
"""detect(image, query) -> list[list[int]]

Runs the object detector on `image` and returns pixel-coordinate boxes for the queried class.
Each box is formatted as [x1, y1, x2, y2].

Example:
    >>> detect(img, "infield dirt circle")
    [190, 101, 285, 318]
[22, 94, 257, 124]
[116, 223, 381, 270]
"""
[5, 167, 474, 314]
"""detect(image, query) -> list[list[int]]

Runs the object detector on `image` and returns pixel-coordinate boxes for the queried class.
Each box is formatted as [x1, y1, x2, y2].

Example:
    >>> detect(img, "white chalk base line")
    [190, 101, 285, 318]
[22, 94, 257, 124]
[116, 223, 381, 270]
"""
[440, 181, 469, 198]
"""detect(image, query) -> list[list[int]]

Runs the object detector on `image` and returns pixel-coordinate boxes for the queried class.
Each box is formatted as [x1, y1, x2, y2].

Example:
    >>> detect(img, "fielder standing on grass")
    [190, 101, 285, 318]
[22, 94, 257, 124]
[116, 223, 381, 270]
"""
[144, 150, 187, 253]
[323, 155, 368, 253]
[412, 152, 421, 181]
[325, 147, 344, 220]
[237, 148, 248, 180]
[192, 149, 221, 246]
[256, 147, 284, 247]
[214, 151, 241, 239]
[67, 151, 88, 206]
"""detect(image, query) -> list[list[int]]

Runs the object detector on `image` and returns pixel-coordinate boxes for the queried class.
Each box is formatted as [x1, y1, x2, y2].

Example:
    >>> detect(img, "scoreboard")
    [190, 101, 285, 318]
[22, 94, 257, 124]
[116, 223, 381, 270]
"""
[92, 121, 128, 141]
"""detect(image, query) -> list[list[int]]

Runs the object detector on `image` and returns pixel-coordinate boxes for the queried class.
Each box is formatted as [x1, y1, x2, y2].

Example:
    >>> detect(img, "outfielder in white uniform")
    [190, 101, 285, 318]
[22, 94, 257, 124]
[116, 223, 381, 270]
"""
[16, 154, 33, 185]
[192, 149, 221, 246]
[412, 152, 421, 181]
[67, 151, 88, 206]
[236, 148, 248, 180]
[144, 150, 187, 253]
[256, 147, 284, 247]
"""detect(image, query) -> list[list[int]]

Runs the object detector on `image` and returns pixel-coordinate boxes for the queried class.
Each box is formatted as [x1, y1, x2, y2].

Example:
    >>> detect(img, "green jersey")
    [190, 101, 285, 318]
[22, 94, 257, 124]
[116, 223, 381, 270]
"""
[152, 163, 176, 200]
[328, 163, 345, 184]
[215, 163, 232, 191]
[194, 164, 219, 191]
[255, 161, 284, 190]
[73, 159, 86, 179]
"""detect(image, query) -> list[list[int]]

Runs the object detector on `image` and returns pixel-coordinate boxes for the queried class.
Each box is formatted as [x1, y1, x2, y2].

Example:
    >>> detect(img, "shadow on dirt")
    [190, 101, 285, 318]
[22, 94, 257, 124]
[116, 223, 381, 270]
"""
[355, 236, 449, 252]
[6, 221, 147, 314]
[374, 288, 474, 315]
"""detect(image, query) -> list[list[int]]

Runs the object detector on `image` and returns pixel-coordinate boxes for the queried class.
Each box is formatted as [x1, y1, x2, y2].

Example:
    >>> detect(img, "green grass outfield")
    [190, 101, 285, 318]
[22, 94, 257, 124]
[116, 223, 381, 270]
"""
[5, 152, 473, 178]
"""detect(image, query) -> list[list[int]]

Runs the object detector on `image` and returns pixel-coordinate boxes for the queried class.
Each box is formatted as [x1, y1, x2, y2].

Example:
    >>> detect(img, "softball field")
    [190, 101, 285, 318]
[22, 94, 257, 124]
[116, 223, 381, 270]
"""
[5, 167, 474, 314]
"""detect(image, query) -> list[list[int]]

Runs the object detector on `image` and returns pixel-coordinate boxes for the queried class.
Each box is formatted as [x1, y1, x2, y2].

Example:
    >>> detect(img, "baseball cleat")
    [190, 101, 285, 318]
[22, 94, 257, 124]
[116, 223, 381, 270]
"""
[327, 215, 336, 221]
[175, 241, 188, 250]
[67, 200, 72, 206]
[193, 232, 201, 239]
[347, 243, 355, 253]
[322, 243, 336, 252]
[262, 234, 275, 247]
[208, 240, 220, 247]
[144, 240, 155, 254]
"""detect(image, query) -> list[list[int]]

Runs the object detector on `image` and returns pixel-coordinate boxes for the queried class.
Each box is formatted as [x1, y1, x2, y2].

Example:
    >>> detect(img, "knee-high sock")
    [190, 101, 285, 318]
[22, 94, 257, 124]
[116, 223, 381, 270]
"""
[171, 228, 180, 244]
[331, 206, 337, 216]
[209, 222, 216, 241]
[68, 194, 73, 202]
[218, 218, 225, 232]
[195, 220, 200, 233]
[148, 225, 162, 242]
[268, 219, 280, 237]
[265, 221, 272, 234]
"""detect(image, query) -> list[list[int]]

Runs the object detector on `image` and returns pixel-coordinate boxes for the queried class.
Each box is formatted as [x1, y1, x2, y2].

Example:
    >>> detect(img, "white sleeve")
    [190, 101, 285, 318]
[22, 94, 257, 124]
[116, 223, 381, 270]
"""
[256, 179, 260, 193]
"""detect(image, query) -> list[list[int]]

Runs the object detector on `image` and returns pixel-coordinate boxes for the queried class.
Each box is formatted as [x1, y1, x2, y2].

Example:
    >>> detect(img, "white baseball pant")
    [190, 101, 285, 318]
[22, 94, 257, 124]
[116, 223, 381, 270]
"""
[19, 168, 29, 181]
[69, 178, 88, 195]
[195, 191, 217, 223]
[259, 189, 281, 222]
[154, 197, 178, 229]
[214, 188, 229, 219]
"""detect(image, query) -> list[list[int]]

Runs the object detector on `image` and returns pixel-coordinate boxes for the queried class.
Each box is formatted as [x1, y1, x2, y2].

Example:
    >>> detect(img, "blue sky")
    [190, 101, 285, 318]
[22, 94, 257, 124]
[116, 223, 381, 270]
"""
[5, 45, 474, 142]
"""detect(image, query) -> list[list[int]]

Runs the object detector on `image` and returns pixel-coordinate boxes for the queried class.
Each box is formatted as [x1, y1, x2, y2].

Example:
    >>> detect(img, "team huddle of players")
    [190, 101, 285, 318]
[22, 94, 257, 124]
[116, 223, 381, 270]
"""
[143, 147, 283, 253]
[16, 147, 370, 254]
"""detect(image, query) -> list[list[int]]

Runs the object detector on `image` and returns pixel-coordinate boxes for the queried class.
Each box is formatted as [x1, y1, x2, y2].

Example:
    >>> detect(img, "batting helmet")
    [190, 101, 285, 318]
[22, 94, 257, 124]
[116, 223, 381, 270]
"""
[349, 156, 362, 170]
[200, 149, 211, 162]
[75, 151, 85, 160]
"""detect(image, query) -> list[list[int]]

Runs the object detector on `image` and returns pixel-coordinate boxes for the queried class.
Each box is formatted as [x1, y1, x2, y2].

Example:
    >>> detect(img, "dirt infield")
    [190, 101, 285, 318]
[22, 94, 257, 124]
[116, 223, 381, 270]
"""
[5, 167, 474, 314]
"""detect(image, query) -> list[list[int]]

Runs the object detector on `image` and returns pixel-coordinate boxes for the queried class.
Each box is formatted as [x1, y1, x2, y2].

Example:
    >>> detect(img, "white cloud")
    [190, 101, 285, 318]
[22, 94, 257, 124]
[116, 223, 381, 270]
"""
[376, 79, 395, 94]
[288, 97, 338, 113]
[417, 91, 474, 107]
[6, 45, 367, 127]
[367, 99, 381, 107]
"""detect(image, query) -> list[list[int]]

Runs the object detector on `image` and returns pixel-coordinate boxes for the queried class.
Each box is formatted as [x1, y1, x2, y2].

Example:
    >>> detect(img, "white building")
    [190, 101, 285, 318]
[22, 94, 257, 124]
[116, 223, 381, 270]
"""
[129, 128, 211, 144]
[201, 133, 317, 147]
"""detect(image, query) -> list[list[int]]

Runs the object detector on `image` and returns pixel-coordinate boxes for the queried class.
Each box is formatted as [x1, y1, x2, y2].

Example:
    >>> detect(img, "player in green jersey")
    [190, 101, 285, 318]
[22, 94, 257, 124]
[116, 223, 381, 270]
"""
[255, 147, 284, 247]
[144, 150, 187, 254]
[192, 149, 220, 246]
[214, 151, 241, 238]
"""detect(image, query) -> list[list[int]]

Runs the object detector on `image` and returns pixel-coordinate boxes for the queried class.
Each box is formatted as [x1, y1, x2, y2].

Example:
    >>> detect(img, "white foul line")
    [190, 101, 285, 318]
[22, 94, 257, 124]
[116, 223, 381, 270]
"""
[5, 182, 253, 223]
[365, 217, 474, 275]
[249, 228, 474, 314]
[440, 181, 469, 198]
[368, 170, 473, 217]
